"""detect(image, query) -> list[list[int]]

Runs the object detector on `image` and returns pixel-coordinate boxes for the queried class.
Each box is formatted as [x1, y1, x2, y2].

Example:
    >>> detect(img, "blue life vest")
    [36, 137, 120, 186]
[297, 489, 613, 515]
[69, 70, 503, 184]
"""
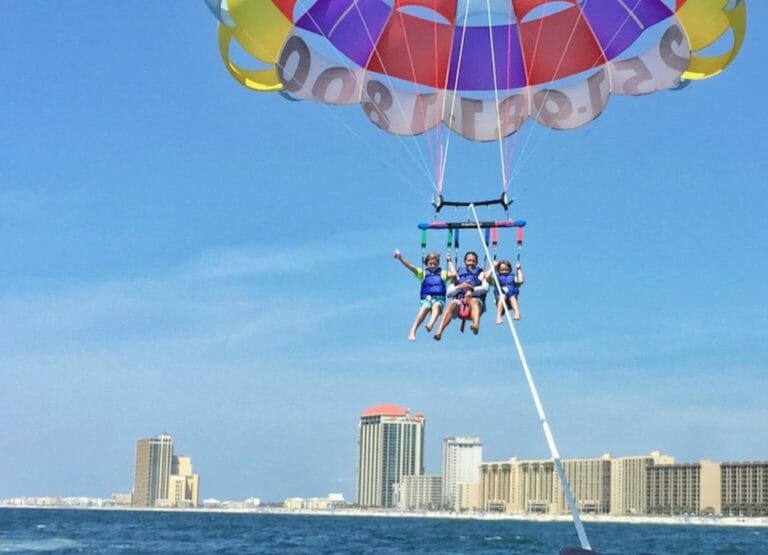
[420, 267, 446, 299]
[495, 272, 520, 300]
[457, 266, 486, 300]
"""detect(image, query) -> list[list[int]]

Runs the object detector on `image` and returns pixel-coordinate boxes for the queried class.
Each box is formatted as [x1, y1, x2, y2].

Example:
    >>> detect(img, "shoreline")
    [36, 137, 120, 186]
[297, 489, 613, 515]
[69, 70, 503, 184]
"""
[2, 504, 767, 527]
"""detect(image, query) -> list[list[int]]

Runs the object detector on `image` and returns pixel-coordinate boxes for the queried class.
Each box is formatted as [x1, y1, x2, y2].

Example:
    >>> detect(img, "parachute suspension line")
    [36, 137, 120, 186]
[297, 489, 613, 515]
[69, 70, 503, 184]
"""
[468, 204, 593, 554]
[484, 0, 510, 193]
[437, 0, 473, 202]
[435, 145, 445, 198]
[338, 1, 435, 188]
[500, 1, 517, 189]
[511, 6, 594, 185]
[394, 8, 444, 196]
[286, 0, 434, 193]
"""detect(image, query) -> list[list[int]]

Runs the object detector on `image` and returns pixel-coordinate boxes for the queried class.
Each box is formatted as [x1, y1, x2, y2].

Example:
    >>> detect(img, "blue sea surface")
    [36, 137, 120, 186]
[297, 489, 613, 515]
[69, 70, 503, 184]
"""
[0, 508, 764, 554]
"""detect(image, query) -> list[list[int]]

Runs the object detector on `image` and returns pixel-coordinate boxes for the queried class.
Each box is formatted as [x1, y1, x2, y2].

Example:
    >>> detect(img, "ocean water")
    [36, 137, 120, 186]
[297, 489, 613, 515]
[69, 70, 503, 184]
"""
[0, 508, 764, 554]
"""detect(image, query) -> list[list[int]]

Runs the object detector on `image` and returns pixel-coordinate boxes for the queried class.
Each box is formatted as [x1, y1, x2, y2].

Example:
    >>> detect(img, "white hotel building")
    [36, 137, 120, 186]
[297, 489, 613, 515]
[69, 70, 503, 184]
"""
[442, 436, 482, 511]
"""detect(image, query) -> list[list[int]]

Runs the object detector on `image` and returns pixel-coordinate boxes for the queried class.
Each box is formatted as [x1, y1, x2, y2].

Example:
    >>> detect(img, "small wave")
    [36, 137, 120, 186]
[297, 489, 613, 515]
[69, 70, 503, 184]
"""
[0, 538, 85, 553]
[484, 536, 503, 541]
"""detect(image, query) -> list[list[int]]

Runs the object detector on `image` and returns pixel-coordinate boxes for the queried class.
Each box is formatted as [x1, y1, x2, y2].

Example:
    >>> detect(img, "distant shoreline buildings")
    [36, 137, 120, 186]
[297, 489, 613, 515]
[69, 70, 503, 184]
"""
[2, 415, 764, 518]
[132, 434, 200, 508]
[357, 404, 768, 517]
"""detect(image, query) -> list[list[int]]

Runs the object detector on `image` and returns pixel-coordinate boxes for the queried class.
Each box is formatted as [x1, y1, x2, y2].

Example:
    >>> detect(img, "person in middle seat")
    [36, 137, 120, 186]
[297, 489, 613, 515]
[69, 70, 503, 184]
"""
[433, 251, 488, 340]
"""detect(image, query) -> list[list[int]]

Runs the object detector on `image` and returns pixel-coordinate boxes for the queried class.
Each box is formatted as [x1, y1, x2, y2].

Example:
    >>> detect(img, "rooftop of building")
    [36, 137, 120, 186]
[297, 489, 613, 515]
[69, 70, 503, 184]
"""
[361, 404, 423, 419]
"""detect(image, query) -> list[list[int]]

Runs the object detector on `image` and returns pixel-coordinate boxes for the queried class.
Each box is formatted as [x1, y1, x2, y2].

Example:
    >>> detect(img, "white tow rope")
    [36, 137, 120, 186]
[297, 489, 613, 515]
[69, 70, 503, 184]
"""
[469, 204, 592, 552]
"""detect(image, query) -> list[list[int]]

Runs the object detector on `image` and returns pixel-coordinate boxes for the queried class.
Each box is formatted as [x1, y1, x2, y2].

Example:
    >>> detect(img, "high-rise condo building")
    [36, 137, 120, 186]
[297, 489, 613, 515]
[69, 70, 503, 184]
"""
[442, 436, 482, 511]
[721, 461, 768, 516]
[610, 450, 674, 515]
[133, 433, 174, 507]
[647, 459, 721, 515]
[132, 434, 200, 507]
[357, 404, 424, 508]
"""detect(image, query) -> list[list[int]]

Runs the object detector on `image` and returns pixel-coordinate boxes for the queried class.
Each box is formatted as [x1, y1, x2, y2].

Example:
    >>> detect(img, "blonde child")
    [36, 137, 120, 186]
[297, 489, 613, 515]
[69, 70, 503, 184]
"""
[394, 249, 450, 341]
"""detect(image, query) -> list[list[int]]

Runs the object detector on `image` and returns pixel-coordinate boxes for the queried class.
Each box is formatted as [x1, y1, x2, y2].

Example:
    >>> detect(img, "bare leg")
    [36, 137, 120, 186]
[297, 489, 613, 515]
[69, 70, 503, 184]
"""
[425, 303, 442, 332]
[433, 302, 457, 341]
[496, 299, 505, 324]
[409, 306, 430, 341]
[509, 296, 521, 320]
[469, 298, 480, 334]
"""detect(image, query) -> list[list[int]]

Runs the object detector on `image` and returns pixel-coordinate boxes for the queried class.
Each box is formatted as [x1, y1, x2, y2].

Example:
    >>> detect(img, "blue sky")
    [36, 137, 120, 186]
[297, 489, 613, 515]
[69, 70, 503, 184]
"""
[1, 3, 766, 503]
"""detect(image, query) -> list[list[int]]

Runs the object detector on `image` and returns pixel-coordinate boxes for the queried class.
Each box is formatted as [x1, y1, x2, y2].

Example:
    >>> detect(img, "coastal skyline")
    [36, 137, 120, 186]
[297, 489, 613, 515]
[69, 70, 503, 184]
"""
[2, 3, 767, 504]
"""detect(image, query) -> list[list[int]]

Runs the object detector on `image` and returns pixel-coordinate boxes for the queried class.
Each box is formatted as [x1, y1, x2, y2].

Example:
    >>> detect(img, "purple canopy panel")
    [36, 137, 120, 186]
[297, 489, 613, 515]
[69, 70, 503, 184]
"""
[581, 0, 673, 60]
[295, 0, 391, 68]
[447, 24, 527, 91]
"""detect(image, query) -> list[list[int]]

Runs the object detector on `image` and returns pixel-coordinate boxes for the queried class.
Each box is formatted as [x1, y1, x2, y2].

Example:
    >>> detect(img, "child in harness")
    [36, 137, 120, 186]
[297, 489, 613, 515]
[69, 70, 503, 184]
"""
[432, 251, 489, 340]
[485, 259, 524, 322]
[394, 249, 450, 341]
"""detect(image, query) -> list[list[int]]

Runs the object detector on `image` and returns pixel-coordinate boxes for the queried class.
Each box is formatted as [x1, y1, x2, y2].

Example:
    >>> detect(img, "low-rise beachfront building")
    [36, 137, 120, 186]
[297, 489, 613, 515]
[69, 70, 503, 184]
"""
[169, 456, 200, 508]
[282, 494, 347, 510]
[721, 461, 768, 516]
[394, 475, 442, 510]
[283, 497, 304, 510]
[459, 482, 481, 511]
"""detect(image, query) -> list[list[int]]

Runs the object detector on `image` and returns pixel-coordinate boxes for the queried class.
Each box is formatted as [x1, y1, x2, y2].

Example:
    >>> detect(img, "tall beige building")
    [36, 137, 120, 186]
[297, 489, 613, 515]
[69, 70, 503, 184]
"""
[721, 461, 768, 516]
[479, 453, 765, 517]
[647, 459, 721, 515]
[357, 404, 424, 507]
[610, 451, 674, 515]
[480, 451, 673, 516]
[478, 459, 516, 512]
[133, 433, 174, 507]
[518, 459, 556, 513]
[133, 434, 199, 507]
[555, 455, 612, 514]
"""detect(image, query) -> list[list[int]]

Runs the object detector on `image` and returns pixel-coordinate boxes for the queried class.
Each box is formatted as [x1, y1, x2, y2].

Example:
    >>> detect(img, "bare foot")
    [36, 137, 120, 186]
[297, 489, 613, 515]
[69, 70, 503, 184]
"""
[513, 314, 521, 321]
[425, 323, 433, 332]
[408, 333, 416, 341]
[495, 318, 503, 324]
[433, 333, 441, 341]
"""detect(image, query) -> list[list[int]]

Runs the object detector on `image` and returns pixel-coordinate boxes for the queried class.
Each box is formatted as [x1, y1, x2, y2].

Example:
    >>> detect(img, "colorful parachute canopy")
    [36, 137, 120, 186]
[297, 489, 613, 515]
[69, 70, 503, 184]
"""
[206, 0, 746, 141]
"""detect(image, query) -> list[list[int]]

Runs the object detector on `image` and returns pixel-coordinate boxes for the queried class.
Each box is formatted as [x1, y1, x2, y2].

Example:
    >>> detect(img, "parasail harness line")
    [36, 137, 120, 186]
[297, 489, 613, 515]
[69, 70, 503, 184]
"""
[468, 203, 595, 554]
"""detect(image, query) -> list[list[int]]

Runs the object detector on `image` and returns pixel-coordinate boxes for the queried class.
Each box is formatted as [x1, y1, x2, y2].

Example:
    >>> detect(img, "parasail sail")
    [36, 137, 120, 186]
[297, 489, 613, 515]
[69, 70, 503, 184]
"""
[205, 0, 746, 141]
